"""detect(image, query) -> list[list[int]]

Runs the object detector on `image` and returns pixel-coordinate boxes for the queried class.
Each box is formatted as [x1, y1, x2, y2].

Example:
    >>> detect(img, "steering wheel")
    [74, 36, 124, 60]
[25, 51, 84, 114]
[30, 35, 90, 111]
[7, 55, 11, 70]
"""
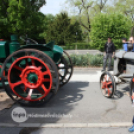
[20, 35, 38, 45]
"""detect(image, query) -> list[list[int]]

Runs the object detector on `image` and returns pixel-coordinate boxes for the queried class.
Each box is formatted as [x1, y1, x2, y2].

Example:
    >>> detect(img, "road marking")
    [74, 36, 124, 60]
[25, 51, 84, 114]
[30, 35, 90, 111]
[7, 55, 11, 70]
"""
[0, 123, 132, 128]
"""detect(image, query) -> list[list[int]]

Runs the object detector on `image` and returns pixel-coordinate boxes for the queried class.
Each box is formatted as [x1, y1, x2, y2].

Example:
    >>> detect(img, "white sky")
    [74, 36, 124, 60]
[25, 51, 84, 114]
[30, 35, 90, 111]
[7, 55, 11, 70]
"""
[40, 0, 68, 15]
[40, 0, 112, 15]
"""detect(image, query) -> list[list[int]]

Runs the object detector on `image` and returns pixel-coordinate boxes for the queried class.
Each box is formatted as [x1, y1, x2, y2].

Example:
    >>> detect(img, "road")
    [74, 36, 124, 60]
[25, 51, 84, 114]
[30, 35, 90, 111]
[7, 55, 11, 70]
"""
[0, 127, 131, 134]
[0, 69, 133, 134]
[66, 50, 102, 55]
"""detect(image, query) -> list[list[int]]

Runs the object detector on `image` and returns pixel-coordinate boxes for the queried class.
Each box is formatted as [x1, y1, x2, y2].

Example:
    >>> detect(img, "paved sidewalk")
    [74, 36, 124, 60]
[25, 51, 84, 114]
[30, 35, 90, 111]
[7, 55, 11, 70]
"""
[0, 127, 131, 134]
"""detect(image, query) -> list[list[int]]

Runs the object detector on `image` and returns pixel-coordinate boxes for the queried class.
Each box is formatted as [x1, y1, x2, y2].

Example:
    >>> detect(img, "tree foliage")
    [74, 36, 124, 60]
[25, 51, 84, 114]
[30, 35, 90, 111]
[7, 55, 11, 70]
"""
[90, 13, 132, 51]
[66, 0, 108, 33]
[45, 12, 83, 45]
[0, 0, 46, 39]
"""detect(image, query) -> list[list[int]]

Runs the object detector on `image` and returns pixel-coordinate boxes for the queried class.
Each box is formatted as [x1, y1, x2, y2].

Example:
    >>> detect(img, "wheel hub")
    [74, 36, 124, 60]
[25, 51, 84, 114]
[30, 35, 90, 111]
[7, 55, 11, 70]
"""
[20, 66, 43, 89]
[27, 73, 38, 83]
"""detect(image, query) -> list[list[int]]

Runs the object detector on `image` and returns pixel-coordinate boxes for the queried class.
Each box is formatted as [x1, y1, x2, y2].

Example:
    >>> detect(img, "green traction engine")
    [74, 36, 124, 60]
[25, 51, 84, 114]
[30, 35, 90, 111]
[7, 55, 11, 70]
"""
[0, 35, 73, 106]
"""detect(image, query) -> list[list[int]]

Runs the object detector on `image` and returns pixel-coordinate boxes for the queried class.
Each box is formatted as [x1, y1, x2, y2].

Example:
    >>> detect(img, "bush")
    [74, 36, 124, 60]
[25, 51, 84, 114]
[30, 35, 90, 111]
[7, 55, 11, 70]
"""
[69, 54, 114, 67]
[70, 54, 102, 67]
[90, 13, 132, 51]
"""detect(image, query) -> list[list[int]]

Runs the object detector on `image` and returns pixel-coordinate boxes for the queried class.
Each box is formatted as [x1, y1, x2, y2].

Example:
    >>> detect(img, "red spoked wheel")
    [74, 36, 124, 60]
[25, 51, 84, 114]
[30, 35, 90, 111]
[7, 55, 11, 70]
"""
[1, 49, 59, 106]
[8, 56, 52, 102]
[100, 72, 116, 98]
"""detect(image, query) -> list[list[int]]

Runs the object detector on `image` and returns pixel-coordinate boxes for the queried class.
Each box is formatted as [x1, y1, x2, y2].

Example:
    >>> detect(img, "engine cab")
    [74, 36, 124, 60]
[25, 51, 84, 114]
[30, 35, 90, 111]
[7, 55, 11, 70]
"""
[114, 43, 134, 81]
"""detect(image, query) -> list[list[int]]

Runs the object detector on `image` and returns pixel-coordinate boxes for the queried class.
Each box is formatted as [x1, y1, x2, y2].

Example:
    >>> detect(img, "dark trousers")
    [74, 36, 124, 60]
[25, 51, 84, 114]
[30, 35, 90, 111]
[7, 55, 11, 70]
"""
[103, 53, 113, 70]
[133, 116, 134, 124]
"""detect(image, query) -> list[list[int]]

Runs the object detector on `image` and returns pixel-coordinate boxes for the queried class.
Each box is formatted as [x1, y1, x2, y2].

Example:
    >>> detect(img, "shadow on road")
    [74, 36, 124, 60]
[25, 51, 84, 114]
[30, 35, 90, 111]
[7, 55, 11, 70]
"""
[18, 81, 89, 134]
[0, 81, 89, 124]
[44, 81, 89, 106]
[112, 84, 130, 100]
[21, 82, 89, 123]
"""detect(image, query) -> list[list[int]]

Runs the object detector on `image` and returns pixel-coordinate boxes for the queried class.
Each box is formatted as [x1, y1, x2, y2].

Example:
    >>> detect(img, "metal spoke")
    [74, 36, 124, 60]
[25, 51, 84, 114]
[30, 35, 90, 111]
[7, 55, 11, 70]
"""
[43, 78, 50, 82]
[13, 65, 23, 71]
[107, 88, 112, 96]
[37, 88, 44, 95]
[11, 81, 23, 88]
[106, 82, 112, 85]
[25, 59, 29, 66]
[38, 66, 43, 70]
[31, 58, 35, 66]
[26, 89, 33, 100]
[41, 84, 48, 93]
[24, 86, 28, 92]
[43, 70, 49, 76]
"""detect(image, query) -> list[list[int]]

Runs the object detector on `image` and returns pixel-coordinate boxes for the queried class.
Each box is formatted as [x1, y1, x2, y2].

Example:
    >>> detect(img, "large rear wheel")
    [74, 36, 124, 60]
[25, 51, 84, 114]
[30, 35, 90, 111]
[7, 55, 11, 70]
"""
[1, 49, 59, 106]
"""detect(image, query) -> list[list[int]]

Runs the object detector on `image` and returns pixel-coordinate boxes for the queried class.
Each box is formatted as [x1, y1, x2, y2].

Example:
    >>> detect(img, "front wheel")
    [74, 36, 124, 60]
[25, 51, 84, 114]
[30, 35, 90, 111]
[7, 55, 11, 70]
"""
[100, 71, 116, 98]
[130, 78, 134, 103]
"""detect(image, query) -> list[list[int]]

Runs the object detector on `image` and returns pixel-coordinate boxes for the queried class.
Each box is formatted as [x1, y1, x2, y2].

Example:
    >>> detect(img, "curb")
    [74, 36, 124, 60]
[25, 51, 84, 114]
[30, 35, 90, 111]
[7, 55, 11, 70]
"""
[0, 123, 132, 128]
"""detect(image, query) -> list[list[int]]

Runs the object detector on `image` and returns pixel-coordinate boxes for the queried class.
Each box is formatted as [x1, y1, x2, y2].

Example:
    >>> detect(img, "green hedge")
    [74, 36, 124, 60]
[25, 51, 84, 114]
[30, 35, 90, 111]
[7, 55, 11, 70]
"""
[69, 54, 114, 67]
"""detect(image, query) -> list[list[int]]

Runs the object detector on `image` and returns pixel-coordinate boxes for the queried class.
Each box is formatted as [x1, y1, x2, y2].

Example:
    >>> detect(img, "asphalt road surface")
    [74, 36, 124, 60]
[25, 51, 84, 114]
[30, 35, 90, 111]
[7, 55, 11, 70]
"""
[0, 69, 133, 134]
[0, 127, 131, 134]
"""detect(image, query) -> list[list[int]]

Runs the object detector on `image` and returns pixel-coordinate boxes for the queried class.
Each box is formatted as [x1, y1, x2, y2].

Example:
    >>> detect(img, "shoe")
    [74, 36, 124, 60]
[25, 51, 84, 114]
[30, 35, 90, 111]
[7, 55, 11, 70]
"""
[128, 125, 134, 132]
[101, 69, 105, 72]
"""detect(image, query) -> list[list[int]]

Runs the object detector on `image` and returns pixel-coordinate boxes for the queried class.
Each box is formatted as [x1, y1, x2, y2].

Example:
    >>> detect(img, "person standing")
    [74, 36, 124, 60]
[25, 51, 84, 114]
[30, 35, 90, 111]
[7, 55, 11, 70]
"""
[128, 36, 133, 44]
[131, 37, 134, 52]
[128, 37, 134, 132]
[102, 37, 115, 72]
[122, 38, 128, 51]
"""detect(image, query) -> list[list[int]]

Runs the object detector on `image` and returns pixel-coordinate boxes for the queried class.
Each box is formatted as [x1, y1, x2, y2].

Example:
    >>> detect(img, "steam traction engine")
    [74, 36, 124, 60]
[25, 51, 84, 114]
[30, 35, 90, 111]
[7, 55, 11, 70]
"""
[0, 35, 73, 106]
[100, 44, 134, 102]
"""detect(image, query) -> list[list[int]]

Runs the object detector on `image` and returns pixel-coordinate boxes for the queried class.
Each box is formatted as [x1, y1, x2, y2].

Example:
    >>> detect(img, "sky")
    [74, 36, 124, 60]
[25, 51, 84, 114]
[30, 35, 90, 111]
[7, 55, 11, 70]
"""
[40, 0, 68, 15]
[40, 0, 112, 16]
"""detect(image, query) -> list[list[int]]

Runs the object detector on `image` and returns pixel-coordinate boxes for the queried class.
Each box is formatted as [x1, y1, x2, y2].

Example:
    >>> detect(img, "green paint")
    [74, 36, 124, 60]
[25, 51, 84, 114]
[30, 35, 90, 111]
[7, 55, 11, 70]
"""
[9, 35, 20, 55]
[0, 41, 8, 58]
[19, 42, 63, 63]
[27, 73, 38, 83]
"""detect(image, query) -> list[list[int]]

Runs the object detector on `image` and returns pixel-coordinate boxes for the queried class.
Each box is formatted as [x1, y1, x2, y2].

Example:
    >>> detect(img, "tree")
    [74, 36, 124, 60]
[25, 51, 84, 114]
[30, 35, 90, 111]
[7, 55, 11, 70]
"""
[0, 0, 46, 39]
[45, 12, 83, 45]
[106, 0, 134, 36]
[90, 13, 132, 51]
[66, 0, 108, 33]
